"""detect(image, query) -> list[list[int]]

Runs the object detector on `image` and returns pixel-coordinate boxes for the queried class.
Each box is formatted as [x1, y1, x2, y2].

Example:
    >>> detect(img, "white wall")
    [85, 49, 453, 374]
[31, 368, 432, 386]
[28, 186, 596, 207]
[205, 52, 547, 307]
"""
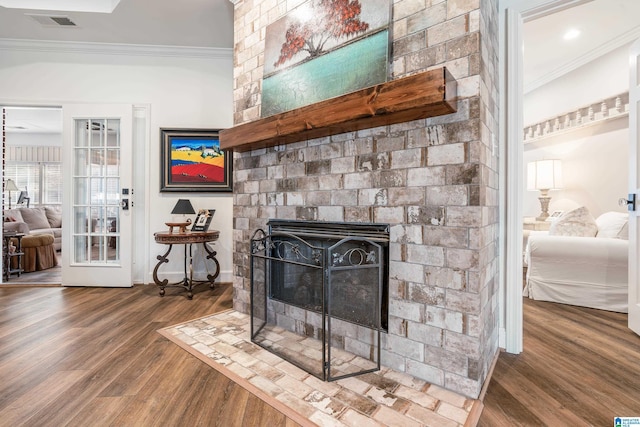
[524, 43, 630, 124]
[523, 120, 628, 218]
[523, 44, 629, 219]
[0, 42, 234, 285]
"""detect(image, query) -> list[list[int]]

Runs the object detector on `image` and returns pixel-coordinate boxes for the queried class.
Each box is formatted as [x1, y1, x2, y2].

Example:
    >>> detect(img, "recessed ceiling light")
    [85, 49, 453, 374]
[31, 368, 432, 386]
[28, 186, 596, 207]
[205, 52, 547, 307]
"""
[0, 0, 121, 13]
[563, 28, 581, 41]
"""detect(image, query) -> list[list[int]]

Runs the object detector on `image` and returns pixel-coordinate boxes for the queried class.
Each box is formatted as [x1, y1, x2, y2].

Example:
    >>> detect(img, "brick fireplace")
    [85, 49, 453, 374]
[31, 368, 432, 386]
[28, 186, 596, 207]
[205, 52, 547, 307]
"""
[228, 0, 499, 399]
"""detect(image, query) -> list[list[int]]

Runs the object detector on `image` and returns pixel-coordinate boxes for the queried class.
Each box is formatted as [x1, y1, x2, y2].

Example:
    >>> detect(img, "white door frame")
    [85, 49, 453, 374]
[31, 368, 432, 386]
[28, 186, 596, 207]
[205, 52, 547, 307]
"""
[627, 39, 640, 335]
[502, 7, 524, 354]
[500, 0, 591, 353]
[131, 104, 152, 285]
[0, 99, 150, 286]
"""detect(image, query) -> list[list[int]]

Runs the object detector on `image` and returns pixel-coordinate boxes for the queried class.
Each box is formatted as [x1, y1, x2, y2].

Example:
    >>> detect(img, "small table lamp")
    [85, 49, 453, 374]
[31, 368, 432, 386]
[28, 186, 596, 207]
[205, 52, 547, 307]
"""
[166, 199, 195, 233]
[527, 159, 563, 221]
[4, 179, 19, 209]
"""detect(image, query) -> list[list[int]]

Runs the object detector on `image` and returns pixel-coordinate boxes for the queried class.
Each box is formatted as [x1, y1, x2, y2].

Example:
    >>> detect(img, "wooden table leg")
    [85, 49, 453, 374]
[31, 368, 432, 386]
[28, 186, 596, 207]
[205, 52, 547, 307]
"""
[203, 242, 220, 287]
[153, 244, 173, 296]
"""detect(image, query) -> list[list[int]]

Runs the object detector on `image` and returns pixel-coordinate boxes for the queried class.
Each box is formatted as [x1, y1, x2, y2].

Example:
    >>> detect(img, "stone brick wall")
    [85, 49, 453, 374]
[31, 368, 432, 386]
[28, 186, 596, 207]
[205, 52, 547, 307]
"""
[230, 0, 499, 398]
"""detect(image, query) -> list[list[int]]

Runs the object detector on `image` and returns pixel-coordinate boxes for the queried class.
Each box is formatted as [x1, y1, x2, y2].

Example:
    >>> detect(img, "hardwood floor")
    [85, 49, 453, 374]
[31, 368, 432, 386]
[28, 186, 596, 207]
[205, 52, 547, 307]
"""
[4, 284, 639, 426]
[479, 298, 640, 426]
[4, 252, 60, 284]
[0, 283, 300, 427]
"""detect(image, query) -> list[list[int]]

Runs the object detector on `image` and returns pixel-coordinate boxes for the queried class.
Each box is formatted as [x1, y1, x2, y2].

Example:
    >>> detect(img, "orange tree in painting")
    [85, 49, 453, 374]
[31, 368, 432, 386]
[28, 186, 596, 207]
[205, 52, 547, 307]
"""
[274, 0, 370, 68]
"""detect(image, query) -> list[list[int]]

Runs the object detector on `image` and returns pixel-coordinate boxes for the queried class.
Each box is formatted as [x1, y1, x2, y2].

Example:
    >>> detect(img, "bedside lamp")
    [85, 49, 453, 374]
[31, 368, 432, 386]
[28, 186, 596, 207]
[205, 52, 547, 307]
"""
[4, 179, 19, 209]
[527, 159, 563, 221]
[166, 199, 195, 233]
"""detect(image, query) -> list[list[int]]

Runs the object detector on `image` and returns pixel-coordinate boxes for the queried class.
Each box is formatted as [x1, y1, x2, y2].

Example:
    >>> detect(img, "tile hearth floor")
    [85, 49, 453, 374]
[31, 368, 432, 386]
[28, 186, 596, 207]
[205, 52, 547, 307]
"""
[252, 322, 379, 380]
[159, 310, 478, 427]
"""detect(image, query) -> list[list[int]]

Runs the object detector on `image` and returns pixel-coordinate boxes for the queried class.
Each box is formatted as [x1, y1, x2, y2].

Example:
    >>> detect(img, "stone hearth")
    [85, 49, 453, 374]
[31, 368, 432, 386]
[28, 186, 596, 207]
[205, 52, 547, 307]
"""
[161, 310, 477, 426]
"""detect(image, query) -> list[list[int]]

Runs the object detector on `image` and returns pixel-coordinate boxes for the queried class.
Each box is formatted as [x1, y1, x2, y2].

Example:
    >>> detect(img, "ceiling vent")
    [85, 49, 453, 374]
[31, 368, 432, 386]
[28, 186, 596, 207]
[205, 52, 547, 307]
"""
[27, 13, 78, 27]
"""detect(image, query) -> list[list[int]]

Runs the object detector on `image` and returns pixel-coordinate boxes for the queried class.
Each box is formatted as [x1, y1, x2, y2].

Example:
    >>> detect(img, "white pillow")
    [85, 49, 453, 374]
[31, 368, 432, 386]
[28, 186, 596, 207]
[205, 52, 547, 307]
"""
[548, 206, 598, 237]
[617, 221, 629, 240]
[595, 211, 628, 239]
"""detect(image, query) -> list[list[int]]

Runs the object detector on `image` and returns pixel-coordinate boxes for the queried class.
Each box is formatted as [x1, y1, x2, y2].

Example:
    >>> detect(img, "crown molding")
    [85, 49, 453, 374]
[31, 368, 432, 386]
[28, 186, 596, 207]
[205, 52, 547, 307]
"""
[523, 91, 629, 146]
[0, 38, 232, 59]
[524, 26, 640, 93]
[521, 0, 592, 22]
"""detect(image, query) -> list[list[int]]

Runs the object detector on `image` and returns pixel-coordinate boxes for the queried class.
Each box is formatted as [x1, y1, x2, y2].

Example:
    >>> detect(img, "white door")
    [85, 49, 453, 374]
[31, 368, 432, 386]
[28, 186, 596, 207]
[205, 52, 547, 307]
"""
[628, 40, 640, 334]
[62, 104, 133, 287]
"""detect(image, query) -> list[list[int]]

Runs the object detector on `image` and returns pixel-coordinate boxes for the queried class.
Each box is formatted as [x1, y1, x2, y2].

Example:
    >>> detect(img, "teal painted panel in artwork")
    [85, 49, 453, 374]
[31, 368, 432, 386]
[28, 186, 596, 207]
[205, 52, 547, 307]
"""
[261, 30, 389, 117]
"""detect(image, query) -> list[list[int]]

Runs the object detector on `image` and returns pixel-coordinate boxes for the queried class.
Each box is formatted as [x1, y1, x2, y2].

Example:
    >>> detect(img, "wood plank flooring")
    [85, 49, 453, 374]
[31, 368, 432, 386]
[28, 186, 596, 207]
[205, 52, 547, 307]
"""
[479, 298, 640, 426]
[0, 283, 300, 427]
[3, 283, 639, 426]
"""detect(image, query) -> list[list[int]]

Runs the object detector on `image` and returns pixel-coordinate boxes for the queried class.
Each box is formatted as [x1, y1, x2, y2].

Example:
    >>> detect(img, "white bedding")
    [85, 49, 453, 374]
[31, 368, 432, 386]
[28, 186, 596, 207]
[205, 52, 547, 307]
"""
[524, 234, 628, 313]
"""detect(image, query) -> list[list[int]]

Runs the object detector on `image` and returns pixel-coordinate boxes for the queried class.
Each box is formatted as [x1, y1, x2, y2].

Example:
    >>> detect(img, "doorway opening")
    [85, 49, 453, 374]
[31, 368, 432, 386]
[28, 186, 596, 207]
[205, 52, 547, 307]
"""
[504, 0, 636, 352]
[2, 106, 63, 285]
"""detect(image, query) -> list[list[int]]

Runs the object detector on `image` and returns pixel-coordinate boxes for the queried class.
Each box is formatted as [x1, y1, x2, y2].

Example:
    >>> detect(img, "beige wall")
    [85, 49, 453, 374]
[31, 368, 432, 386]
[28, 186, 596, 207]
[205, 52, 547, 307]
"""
[0, 45, 234, 284]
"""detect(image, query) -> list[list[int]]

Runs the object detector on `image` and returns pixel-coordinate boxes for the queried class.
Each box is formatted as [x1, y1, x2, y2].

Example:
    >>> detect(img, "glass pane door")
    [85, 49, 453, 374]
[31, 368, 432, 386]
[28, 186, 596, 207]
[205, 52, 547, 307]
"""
[72, 118, 121, 265]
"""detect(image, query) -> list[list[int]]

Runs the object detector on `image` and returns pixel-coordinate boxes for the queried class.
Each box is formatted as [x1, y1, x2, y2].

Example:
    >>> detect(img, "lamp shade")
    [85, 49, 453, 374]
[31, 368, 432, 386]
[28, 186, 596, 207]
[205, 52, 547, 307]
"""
[5, 179, 19, 192]
[171, 199, 195, 215]
[527, 159, 563, 191]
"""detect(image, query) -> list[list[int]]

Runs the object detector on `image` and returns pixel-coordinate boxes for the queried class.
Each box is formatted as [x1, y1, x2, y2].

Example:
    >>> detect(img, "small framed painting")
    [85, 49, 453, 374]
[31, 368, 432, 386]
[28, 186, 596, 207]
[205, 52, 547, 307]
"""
[160, 128, 233, 192]
[191, 209, 215, 232]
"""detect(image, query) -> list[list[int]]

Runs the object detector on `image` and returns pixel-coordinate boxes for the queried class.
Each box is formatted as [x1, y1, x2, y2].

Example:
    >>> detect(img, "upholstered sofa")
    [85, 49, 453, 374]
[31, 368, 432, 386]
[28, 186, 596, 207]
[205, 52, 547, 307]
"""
[524, 208, 629, 313]
[3, 207, 62, 251]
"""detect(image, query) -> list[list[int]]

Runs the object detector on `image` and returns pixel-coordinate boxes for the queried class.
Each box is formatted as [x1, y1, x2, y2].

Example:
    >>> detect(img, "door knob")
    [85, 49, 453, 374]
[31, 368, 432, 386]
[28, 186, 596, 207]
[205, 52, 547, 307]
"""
[619, 194, 636, 211]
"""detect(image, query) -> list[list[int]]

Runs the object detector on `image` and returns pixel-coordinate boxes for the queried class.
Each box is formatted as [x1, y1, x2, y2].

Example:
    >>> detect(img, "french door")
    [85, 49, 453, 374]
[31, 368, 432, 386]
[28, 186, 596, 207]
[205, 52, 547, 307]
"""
[628, 40, 640, 335]
[61, 104, 133, 287]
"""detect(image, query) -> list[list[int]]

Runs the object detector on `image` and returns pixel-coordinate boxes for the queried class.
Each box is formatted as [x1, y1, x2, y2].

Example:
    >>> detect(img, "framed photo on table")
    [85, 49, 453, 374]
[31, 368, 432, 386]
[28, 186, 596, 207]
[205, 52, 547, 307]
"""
[191, 209, 215, 232]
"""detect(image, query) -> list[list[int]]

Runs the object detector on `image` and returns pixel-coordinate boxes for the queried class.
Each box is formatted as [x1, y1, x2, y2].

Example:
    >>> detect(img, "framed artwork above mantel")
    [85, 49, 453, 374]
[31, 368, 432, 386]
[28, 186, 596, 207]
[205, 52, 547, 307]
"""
[261, 0, 391, 117]
[160, 128, 233, 193]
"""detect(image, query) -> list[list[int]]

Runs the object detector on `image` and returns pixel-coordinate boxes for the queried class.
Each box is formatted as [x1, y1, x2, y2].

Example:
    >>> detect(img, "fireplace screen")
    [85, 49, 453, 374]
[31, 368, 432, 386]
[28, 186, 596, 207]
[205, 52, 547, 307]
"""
[250, 220, 388, 381]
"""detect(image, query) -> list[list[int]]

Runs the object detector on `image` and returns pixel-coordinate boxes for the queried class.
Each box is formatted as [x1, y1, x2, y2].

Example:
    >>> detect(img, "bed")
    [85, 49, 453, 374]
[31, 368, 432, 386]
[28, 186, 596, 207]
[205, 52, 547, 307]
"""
[523, 209, 629, 313]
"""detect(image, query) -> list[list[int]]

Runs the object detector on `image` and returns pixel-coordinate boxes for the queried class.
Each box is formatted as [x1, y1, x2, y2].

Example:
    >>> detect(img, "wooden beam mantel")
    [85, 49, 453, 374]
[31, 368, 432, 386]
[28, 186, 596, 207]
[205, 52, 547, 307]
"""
[219, 67, 457, 152]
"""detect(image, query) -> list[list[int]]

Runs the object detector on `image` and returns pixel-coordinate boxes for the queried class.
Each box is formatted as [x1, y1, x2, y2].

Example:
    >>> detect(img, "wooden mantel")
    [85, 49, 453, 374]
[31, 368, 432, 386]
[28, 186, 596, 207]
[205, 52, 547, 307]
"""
[220, 67, 457, 152]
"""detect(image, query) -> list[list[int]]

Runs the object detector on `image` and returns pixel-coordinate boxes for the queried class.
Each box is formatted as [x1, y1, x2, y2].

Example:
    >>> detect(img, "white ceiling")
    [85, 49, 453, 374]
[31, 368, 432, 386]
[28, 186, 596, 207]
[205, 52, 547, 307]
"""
[0, 0, 234, 133]
[523, 0, 640, 92]
[0, 0, 123, 14]
[4, 107, 61, 134]
[3, 0, 640, 131]
[0, 0, 233, 48]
